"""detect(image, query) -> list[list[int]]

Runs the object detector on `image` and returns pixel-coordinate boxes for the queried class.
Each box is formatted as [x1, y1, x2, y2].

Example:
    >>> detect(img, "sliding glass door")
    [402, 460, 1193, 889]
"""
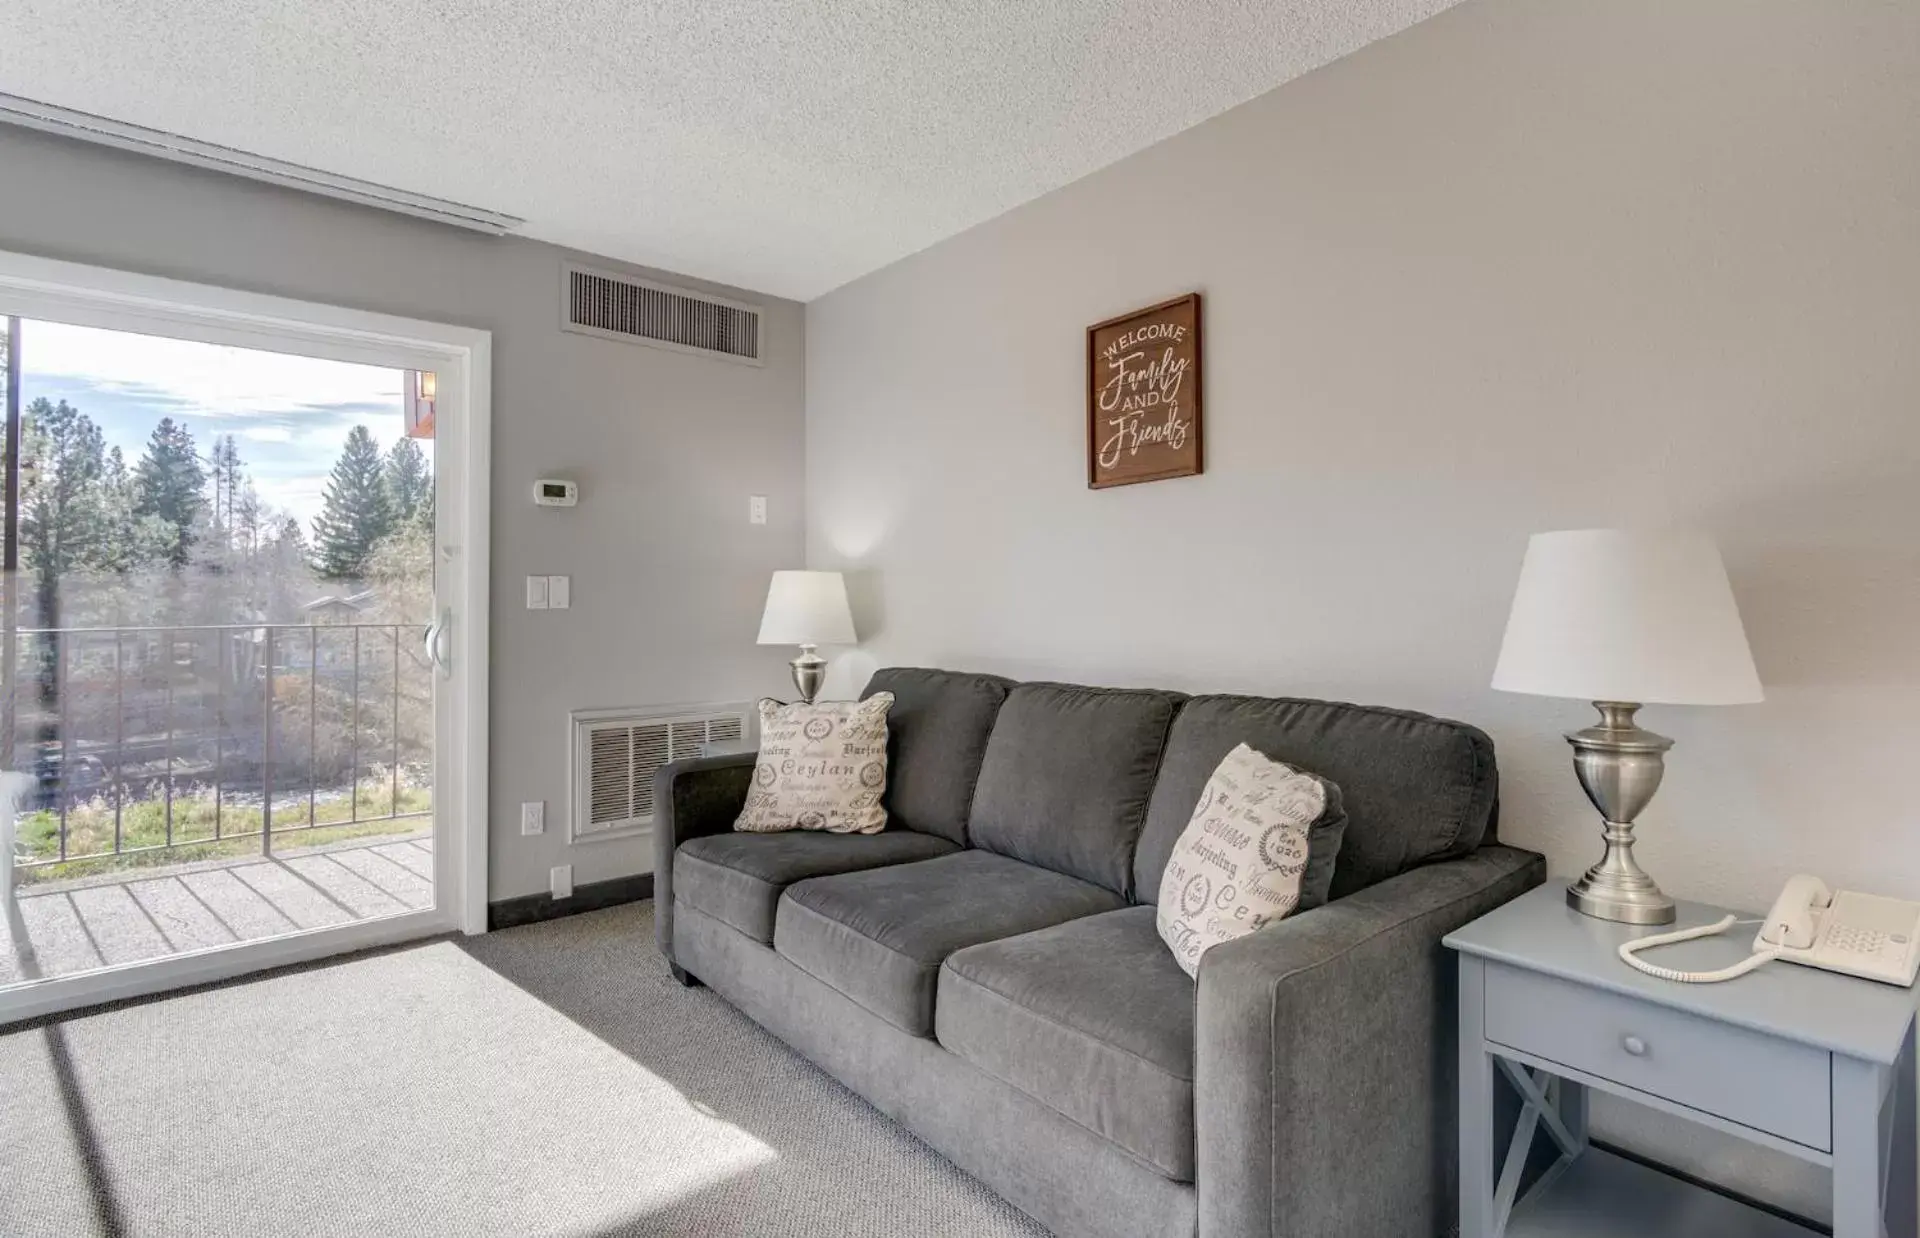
[0, 257, 486, 1022]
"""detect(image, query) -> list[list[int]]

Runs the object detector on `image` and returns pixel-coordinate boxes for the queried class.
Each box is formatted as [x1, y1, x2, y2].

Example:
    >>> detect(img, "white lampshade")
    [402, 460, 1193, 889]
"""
[1491, 529, 1762, 706]
[757, 570, 856, 646]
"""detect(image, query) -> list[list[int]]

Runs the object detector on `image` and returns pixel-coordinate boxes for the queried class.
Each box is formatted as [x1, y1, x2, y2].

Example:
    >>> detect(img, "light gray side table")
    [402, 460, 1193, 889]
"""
[1445, 884, 1918, 1238]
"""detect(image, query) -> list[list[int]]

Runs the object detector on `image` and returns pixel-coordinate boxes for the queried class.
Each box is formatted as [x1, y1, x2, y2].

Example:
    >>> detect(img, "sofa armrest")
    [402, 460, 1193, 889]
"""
[1194, 843, 1545, 1238]
[651, 751, 757, 964]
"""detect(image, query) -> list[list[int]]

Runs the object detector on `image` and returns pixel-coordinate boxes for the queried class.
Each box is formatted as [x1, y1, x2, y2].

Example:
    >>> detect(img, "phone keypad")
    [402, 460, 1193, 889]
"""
[1829, 925, 1892, 956]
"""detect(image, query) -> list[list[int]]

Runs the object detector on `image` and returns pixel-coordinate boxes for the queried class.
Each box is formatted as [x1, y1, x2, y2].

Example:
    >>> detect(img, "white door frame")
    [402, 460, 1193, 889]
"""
[0, 248, 490, 1024]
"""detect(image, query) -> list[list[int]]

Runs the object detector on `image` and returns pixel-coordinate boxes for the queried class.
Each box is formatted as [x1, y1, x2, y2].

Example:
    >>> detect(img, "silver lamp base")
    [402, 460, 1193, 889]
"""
[1564, 701, 1677, 926]
[789, 644, 827, 704]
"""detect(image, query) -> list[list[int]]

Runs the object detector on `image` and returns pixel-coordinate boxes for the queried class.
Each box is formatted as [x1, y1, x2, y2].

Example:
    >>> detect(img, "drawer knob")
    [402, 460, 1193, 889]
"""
[1621, 1035, 1649, 1057]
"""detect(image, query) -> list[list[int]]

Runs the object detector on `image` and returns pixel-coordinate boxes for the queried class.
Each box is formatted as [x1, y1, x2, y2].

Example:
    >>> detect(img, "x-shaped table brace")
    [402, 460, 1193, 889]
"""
[1489, 1056, 1585, 1236]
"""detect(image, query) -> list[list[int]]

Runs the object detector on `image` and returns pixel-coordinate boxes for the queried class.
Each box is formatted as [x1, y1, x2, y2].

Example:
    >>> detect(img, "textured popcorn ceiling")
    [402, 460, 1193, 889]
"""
[0, 0, 1461, 299]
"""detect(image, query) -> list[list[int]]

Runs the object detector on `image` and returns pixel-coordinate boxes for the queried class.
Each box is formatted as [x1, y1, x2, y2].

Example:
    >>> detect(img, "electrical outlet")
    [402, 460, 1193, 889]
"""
[525, 575, 549, 609]
[520, 801, 544, 836]
[547, 575, 571, 609]
[749, 495, 767, 525]
[551, 864, 573, 900]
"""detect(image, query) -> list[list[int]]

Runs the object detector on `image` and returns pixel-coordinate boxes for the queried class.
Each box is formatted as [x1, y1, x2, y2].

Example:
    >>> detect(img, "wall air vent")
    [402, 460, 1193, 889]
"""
[569, 704, 755, 843]
[562, 264, 764, 364]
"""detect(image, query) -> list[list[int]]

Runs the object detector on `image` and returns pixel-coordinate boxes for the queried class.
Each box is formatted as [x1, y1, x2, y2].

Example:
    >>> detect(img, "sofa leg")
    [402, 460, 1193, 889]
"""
[669, 963, 702, 989]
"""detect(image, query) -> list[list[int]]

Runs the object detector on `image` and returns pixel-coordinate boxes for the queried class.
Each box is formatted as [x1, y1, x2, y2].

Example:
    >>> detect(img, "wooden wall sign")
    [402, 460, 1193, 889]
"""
[1086, 292, 1202, 489]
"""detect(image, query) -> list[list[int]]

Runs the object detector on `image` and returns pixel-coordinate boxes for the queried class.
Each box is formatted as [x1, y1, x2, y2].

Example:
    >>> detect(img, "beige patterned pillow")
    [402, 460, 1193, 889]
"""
[734, 694, 894, 835]
[1157, 743, 1336, 978]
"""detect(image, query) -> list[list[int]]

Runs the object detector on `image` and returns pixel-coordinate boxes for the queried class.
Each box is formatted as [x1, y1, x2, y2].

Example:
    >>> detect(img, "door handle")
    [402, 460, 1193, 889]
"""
[423, 608, 452, 677]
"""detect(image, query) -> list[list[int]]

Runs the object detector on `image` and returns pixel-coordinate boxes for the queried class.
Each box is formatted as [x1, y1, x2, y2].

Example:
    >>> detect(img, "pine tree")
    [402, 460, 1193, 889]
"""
[97, 446, 140, 572]
[235, 483, 262, 558]
[208, 434, 244, 537]
[382, 437, 431, 527]
[263, 515, 315, 620]
[19, 398, 109, 620]
[131, 417, 208, 567]
[274, 515, 309, 559]
[101, 444, 132, 531]
[310, 425, 394, 579]
[208, 434, 227, 532]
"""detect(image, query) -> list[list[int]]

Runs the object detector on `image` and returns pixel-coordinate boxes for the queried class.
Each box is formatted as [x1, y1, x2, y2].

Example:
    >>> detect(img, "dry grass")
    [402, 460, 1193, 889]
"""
[12, 766, 432, 885]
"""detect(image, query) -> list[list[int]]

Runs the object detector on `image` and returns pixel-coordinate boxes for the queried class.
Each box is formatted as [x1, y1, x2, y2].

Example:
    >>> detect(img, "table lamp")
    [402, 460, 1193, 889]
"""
[1491, 529, 1762, 925]
[757, 570, 856, 704]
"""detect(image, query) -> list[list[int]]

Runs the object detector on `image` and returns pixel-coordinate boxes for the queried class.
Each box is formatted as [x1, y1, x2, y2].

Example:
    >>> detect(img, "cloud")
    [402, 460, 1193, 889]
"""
[14, 318, 423, 528]
[290, 399, 402, 418]
[19, 319, 400, 418]
[36, 377, 195, 413]
[270, 478, 330, 522]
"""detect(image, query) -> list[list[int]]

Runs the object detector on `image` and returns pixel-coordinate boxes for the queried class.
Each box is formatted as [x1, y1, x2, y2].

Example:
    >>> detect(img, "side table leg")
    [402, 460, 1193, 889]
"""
[1831, 1053, 1890, 1238]
[1556, 1073, 1589, 1155]
[1459, 957, 1496, 1238]
[1888, 1024, 1918, 1238]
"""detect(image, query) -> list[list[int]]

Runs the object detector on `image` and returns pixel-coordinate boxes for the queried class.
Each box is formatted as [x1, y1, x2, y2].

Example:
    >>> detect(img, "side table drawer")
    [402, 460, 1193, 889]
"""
[1483, 964, 1831, 1151]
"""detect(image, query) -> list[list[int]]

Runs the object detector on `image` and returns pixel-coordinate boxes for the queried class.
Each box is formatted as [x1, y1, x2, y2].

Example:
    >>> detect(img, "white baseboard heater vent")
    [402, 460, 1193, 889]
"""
[570, 704, 754, 844]
[562, 263, 763, 364]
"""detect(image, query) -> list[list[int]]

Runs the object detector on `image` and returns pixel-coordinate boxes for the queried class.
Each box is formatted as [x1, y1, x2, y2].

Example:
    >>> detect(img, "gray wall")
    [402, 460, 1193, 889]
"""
[806, 0, 1919, 1219]
[0, 125, 806, 902]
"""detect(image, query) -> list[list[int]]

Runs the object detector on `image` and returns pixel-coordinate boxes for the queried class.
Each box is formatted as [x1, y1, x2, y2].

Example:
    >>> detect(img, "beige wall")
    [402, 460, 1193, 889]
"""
[0, 125, 807, 902]
[807, 0, 1920, 1217]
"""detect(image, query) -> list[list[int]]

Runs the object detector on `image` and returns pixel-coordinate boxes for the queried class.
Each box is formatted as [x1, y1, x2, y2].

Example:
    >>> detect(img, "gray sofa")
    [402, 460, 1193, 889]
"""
[653, 668, 1544, 1238]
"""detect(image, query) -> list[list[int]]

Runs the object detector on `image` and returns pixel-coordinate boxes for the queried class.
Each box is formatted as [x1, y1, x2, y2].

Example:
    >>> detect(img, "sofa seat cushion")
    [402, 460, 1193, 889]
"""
[775, 850, 1124, 1036]
[938, 906, 1197, 1182]
[675, 829, 959, 944]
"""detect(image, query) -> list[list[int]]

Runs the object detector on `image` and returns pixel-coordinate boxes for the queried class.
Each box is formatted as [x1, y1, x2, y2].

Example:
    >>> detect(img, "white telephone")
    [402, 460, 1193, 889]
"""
[1619, 875, 1920, 987]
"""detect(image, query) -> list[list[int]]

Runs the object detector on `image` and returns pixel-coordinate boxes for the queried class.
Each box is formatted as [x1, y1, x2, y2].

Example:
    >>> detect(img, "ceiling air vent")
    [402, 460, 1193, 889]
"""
[569, 704, 755, 844]
[562, 264, 763, 364]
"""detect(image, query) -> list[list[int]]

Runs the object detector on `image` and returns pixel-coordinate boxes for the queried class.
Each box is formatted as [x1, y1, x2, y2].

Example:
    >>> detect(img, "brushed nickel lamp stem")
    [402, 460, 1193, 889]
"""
[789, 644, 827, 705]
[1565, 701, 1677, 925]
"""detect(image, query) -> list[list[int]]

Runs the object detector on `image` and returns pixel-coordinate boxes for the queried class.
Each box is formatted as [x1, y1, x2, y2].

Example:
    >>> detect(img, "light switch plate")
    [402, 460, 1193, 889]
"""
[749, 495, 767, 525]
[547, 575, 571, 609]
[525, 575, 549, 609]
[551, 865, 573, 900]
[520, 801, 544, 836]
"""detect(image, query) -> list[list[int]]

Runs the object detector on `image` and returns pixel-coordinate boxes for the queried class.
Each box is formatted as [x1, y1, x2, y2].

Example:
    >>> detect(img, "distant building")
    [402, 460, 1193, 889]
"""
[301, 590, 377, 625]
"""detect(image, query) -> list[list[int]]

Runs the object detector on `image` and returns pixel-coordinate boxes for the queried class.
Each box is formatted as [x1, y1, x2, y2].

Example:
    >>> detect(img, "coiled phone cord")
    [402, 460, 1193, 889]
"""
[1618, 915, 1779, 983]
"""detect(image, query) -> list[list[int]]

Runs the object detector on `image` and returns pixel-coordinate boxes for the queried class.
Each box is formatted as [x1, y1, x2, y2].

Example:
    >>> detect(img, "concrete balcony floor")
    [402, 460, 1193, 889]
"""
[2, 831, 434, 988]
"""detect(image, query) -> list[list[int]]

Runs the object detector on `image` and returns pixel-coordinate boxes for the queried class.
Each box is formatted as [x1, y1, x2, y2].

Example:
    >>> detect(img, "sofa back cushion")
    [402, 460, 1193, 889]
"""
[1134, 695, 1497, 902]
[968, 682, 1184, 896]
[860, 667, 1013, 845]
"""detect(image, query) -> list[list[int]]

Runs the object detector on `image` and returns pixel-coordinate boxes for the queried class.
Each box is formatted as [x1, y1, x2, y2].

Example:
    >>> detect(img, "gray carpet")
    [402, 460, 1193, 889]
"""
[0, 901, 1050, 1237]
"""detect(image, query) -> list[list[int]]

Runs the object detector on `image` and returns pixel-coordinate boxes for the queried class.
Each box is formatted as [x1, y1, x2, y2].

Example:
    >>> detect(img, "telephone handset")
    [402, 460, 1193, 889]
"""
[1618, 874, 1920, 986]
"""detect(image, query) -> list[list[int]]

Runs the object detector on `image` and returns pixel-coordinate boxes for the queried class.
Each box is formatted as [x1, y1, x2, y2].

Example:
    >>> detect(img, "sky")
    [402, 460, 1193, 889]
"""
[17, 319, 431, 528]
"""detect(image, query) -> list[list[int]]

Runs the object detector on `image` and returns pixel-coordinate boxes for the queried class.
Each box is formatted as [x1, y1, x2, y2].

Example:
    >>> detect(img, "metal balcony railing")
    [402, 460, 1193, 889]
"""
[3, 621, 432, 871]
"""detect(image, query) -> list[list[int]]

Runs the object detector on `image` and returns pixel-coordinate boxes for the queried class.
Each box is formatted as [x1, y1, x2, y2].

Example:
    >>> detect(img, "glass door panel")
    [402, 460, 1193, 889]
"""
[1, 315, 439, 994]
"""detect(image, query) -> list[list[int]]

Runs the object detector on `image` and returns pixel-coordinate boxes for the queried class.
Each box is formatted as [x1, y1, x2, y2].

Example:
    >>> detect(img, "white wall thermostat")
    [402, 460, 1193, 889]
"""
[534, 479, 578, 507]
